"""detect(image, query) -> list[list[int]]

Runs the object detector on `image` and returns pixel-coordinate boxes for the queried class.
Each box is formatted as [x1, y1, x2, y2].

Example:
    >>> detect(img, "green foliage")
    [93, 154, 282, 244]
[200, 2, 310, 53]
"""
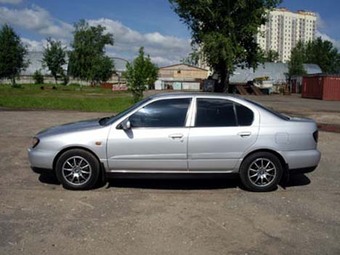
[33, 70, 44, 84]
[304, 37, 340, 74]
[289, 37, 340, 76]
[0, 24, 29, 86]
[181, 49, 201, 66]
[89, 55, 115, 85]
[42, 38, 67, 84]
[288, 42, 306, 77]
[263, 49, 280, 62]
[125, 47, 158, 102]
[169, 0, 282, 92]
[68, 19, 115, 85]
[62, 74, 69, 86]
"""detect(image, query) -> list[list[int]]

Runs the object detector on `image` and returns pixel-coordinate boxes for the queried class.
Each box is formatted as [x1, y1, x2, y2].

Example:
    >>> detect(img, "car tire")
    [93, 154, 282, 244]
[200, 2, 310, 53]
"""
[240, 152, 283, 192]
[55, 149, 100, 190]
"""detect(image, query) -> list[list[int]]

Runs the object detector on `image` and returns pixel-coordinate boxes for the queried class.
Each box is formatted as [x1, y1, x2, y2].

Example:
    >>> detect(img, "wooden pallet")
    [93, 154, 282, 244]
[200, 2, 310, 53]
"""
[235, 85, 249, 95]
[250, 85, 263, 95]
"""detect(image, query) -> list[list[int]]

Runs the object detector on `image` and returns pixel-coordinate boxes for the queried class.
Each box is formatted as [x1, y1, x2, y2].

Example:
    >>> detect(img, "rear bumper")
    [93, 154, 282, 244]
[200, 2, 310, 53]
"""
[282, 149, 321, 170]
[289, 165, 318, 174]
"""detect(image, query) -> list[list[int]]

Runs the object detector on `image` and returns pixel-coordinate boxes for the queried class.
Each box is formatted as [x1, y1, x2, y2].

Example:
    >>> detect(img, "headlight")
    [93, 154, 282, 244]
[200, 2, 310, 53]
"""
[32, 137, 40, 148]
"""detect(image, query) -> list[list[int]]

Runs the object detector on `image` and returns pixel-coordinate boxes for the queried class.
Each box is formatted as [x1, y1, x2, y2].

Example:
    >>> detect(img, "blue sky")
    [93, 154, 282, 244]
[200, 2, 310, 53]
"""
[0, 0, 339, 66]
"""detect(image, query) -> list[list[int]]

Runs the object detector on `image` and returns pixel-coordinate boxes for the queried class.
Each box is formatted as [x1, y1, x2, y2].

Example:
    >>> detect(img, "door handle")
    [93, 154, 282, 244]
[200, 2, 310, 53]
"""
[169, 134, 184, 139]
[238, 132, 251, 137]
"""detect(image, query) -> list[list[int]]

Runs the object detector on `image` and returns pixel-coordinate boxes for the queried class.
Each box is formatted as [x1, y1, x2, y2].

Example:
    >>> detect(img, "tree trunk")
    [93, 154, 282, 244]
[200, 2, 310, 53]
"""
[223, 70, 230, 93]
[217, 65, 230, 93]
[11, 76, 16, 87]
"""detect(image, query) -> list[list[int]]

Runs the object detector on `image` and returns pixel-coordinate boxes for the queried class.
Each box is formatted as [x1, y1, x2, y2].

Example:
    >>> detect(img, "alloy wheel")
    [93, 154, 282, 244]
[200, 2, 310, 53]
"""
[248, 158, 277, 187]
[61, 156, 92, 186]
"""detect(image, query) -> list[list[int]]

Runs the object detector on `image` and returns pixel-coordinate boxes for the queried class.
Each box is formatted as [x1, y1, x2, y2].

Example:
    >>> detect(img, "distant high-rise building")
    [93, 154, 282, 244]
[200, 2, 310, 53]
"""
[256, 8, 317, 63]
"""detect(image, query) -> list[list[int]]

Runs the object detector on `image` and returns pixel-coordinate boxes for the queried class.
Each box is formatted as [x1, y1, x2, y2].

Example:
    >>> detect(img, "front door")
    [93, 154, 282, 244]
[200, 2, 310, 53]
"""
[107, 98, 192, 171]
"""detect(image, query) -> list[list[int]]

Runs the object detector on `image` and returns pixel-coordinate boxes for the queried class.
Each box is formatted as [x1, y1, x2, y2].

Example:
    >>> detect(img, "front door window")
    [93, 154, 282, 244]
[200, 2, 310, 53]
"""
[129, 98, 192, 128]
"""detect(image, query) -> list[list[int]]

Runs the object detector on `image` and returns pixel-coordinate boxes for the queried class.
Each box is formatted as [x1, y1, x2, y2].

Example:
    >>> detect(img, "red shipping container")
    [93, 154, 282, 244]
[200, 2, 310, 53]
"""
[302, 75, 340, 101]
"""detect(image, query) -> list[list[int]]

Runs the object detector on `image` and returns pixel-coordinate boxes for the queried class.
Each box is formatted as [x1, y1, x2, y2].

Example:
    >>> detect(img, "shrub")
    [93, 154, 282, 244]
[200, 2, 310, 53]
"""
[33, 70, 44, 84]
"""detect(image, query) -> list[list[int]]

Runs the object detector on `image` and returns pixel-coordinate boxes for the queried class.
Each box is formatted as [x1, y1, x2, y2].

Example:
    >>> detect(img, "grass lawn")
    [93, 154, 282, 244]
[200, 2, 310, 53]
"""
[0, 84, 134, 113]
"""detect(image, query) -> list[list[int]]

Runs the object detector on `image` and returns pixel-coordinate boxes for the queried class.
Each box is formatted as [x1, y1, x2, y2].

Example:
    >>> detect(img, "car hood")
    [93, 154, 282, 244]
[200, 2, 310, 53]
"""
[37, 118, 103, 137]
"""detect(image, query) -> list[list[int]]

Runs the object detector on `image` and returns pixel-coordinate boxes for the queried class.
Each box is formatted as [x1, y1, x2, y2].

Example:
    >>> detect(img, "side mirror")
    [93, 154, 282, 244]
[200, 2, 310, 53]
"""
[121, 119, 131, 130]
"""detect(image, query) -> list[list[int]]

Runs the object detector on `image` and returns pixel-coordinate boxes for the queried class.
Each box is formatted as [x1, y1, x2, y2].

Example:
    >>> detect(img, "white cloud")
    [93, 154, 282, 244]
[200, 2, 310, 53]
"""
[315, 12, 340, 51]
[22, 38, 69, 52]
[21, 38, 44, 51]
[315, 13, 326, 30]
[89, 18, 191, 66]
[0, 5, 73, 38]
[0, 5, 191, 66]
[316, 30, 340, 51]
[0, 0, 22, 4]
[150, 56, 176, 67]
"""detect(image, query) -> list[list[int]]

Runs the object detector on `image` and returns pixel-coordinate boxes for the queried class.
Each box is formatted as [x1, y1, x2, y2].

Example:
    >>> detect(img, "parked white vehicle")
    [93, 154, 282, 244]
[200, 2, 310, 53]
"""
[253, 79, 273, 89]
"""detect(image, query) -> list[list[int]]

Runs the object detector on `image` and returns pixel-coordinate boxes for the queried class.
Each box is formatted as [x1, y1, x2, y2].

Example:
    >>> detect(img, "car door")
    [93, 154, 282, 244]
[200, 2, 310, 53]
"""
[188, 97, 259, 171]
[106, 97, 192, 171]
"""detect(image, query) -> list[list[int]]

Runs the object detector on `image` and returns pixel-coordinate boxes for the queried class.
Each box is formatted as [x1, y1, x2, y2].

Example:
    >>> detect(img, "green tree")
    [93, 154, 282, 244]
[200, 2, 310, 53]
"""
[42, 38, 67, 84]
[181, 49, 201, 66]
[288, 41, 306, 78]
[263, 49, 280, 62]
[0, 24, 28, 86]
[304, 37, 340, 74]
[68, 20, 114, 85]
[89, 55, 115, 85]
[33, 70, 44, 84]
[288, 37, 340, 76]
[125, 47, 158, 102]
[169, 0, 281, 92]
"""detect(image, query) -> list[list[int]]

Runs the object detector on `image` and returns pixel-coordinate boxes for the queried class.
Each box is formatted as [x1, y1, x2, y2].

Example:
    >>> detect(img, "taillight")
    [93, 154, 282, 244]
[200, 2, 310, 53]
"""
[313, 131, 318, 143]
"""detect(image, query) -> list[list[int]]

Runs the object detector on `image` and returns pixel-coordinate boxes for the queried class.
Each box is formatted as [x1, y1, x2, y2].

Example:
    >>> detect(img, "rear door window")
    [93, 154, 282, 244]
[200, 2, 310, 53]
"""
[235, 104, 254, 126]
[195, 98, 253, 127]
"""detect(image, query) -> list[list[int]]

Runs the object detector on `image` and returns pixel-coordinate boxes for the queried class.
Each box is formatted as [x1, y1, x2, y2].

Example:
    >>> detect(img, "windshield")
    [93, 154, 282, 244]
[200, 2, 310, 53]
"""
[99, 97, 151, 126]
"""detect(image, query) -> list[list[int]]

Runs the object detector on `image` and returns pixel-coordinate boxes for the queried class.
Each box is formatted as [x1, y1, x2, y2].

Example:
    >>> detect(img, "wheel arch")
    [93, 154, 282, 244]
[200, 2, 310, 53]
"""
[239, 149, 289, 191]
[53, 146, 104, 172]
[242, 149, 288, 172]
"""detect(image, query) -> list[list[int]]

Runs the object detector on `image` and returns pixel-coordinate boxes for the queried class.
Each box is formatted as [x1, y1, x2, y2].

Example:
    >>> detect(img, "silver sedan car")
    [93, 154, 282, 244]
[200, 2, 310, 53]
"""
[28, 93, 321, 192]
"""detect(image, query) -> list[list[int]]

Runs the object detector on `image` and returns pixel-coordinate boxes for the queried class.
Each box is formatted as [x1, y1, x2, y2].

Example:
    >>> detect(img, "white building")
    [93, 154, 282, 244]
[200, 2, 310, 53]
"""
[257, 8, 317, 63]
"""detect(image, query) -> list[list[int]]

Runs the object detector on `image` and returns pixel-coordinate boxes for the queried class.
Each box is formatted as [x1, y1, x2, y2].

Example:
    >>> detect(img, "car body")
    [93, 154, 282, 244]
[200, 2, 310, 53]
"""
[28, 93, 321, 191]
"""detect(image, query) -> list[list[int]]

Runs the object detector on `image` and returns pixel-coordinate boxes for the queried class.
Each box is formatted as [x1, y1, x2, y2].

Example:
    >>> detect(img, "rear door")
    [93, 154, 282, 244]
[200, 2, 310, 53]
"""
[188, 97, 259, 171]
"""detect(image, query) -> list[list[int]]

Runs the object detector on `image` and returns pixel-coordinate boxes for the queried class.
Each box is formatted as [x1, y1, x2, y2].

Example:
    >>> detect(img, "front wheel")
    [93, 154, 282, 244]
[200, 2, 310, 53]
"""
[240, 152, 283, 192]
[56, 149, 100, 190]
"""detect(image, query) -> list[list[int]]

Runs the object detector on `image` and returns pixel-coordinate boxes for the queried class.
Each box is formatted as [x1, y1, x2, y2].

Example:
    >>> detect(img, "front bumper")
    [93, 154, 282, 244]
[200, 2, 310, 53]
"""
[28, 148, 56, 170]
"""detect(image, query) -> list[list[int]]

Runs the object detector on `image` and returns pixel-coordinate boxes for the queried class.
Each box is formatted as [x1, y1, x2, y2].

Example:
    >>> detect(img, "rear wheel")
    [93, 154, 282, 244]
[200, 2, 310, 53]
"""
[240, 152, 283, 192]
[56, 149, 100, 190]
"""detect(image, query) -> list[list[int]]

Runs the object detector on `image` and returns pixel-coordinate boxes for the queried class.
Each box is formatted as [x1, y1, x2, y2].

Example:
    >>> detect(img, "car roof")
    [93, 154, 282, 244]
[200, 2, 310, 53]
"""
[149, 92, 244, 100]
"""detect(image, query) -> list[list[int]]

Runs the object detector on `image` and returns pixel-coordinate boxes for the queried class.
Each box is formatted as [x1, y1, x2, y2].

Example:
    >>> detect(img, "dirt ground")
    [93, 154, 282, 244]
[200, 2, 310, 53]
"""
[0, 95, 339, 255]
